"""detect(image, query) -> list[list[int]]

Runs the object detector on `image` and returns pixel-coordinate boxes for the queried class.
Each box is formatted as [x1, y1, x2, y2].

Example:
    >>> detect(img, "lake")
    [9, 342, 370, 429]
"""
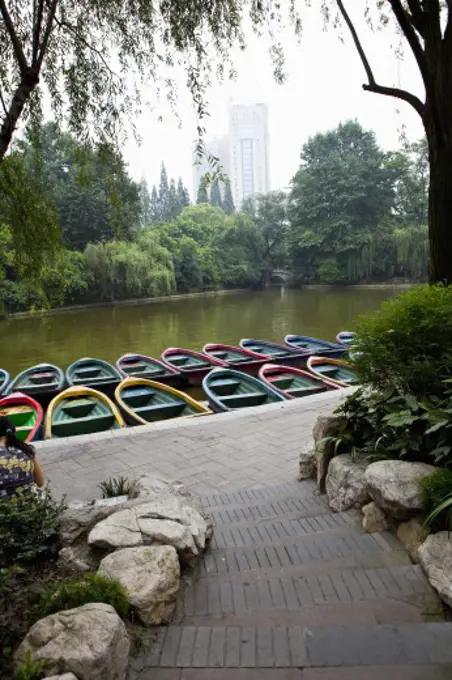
[0, 287, 402, 376]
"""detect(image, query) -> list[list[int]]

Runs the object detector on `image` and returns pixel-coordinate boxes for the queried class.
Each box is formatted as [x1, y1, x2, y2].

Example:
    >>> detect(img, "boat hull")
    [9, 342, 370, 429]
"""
[239, 339, 310, 368]
[202, 343, 267, 376]
[66, 358, 122, 397]
[0, 369, 11, 396]
[6, 363, 65, 407]
[0, 392, 43, 442]
[259, 363, 340, 399]
[307, 356, 358, 388]
[162, 348, 227, 386]
[284, 335, 345, 360]
[115, 377, 211, 425]
[116, 353, 186, 388]
[202, 367, 287, 413]
[45, 386, 125, 439]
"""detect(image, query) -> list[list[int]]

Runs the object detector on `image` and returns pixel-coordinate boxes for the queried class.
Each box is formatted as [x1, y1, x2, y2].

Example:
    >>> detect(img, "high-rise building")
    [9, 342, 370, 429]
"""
[228, 103, 270, 209]
[192, 136, 230, 200]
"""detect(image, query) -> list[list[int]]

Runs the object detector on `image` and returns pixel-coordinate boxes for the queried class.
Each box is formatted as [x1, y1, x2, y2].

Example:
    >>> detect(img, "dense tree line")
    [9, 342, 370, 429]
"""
[0, 119, 429, 313]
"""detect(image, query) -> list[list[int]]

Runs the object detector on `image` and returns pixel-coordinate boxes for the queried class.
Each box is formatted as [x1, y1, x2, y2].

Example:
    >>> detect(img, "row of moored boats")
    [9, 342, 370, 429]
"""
[0, 333, 357, 442]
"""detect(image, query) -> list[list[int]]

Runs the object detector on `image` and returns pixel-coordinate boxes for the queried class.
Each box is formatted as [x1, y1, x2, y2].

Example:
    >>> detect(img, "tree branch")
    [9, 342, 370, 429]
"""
[388, 0, 428, 83]
[52, 15, 118, 78]
[32, 0, 45, 64]
[36, 0, 59, 69]
[335, 0, 425, 119]
[406, 0, 425, 36]
[0, 0, 28, 75]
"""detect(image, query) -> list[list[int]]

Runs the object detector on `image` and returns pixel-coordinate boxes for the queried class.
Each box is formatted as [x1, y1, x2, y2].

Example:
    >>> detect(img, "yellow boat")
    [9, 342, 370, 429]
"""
[115, 377, 211, 425]
[45, 385, 125, 439]
[306, 356, 358, 388]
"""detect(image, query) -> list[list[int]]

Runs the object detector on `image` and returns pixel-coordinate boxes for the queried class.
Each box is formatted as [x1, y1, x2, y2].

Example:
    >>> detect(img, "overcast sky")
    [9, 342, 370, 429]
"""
[123, 6, 425, 199]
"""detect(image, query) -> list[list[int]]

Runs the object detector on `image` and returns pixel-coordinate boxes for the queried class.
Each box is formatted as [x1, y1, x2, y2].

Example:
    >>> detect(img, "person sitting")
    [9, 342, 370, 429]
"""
[0, 415, 44, 502]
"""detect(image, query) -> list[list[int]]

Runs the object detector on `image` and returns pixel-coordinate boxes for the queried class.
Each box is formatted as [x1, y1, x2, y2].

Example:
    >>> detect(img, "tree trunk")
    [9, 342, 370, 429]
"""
[0, 70, 38, 162]
[427, 141, 452, 283]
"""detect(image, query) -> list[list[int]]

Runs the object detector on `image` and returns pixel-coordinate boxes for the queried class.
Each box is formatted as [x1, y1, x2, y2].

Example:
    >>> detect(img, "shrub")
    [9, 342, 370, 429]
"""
[0, 492, 66, 567]
[352, 284, 452, 396]
[38, 573, 131, 619]
[98, 476, 131, 498]
[419, 469, 452, 532]
[13, 652, 46, 680]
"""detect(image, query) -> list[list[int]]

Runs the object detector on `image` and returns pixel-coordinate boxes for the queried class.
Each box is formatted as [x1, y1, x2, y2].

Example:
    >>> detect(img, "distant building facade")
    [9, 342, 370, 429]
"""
[191, 103, 270, 208]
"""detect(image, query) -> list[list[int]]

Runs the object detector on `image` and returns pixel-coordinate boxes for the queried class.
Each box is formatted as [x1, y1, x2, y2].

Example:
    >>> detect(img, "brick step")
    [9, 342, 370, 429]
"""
[201, 530, 405, 579]
[132, 622, 452, 670]
[129, 666, 452, 680]
[182, 564, 434, 620]
[201, 481, 318, 511]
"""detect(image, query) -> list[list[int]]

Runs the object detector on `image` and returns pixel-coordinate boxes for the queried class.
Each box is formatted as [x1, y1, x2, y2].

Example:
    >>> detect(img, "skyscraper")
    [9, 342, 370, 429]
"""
[228, 103, 270, 209]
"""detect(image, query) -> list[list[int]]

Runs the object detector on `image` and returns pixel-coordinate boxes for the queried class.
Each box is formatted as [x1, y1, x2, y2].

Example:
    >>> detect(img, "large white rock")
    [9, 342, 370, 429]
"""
[397, 518, 427, 563]
[88, 508, 142, 549]
[46, 675, 79, 680]
[313, 416, 344, 492]
[298, 446, 316, 480]
[418, 532, 452, 607]
[15, 603, 129, 680]
[364, 460, 437, 520]
[99, 546, 180, 626]
[325, 454, 370, 512]
[362, 501, 389, 533]
[59, 497, 130, 546]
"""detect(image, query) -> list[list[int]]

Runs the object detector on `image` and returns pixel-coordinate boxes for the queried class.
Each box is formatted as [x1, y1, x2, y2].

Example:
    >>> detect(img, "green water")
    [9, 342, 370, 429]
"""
[0, 287, 401, 376]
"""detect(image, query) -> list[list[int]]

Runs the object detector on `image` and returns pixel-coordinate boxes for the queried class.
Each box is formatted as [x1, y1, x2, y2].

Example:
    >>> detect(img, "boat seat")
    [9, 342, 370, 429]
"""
[29, 372, 56, 385]
[221, 393, 269, 408]
[134, 401, 189, 421]
[289, 385, 326, 397]
[270, 377, 295, 390]
[318, 367, 340, 378]
[167, 356, 191, 366]
[212, 351, 229, 360]
[73, 367, 103, 377]
[72, 376, 117, 385]
[7, 409, 35, 427]
[210, 378, 242, 396]
[52, 413, 117, 437]
[61, 399, 96, 419]
[25, 382, 57, 392]
[122, 389, 157, 408]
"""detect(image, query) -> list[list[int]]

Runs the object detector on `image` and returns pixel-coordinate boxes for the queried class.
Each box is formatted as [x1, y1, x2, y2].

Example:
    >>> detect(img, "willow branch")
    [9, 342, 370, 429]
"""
[0, 0, 28, 74]
[335, 0, 425, 119]
[36, 0, 59, 69]
[388, 0, 428, 83]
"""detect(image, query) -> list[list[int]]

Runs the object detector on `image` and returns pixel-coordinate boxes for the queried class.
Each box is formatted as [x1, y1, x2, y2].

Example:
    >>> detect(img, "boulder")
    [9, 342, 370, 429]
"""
[129, 474, 189, 501]
[362, 502, 389, 533]
[15, 603, 129, 680]
[57, 546, 97, 575]
[59, 497, 130, 546]
[298, 446, 316, 480]
[418, 532, 452, 607]
[313, 416, 344, 492]
[325, 454, 370, 512]
[99, 546, 180, 626]
[46, 675, 79, 680]
[397, 518, 428, 563]
[364, 460, 437, 520]
[88, 498, 208, 562]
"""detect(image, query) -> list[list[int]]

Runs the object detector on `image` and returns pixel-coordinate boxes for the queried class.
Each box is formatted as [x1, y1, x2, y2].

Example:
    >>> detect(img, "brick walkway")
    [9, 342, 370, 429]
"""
[37, 388, 354, 502]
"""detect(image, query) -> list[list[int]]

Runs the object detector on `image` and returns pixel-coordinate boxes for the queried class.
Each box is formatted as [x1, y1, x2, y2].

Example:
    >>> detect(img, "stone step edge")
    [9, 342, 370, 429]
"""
[134, 622, 452, 670]
[200, 482, 319, 509]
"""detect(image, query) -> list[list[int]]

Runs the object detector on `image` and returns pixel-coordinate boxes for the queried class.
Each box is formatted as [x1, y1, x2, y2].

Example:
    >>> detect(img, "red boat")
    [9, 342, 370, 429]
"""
[0, 392, 44, 442]
[203, 343, 268, 376]
[161, 348, 227, 386]
[258, 364, 340, 399]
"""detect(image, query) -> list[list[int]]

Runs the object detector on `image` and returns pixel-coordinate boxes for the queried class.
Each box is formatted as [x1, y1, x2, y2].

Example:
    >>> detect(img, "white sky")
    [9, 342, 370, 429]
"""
[123, 5, 425, 199]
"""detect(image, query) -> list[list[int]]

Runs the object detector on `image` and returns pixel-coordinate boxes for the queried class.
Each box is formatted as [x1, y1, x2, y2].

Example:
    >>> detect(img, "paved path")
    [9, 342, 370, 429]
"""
[37, 389, 354, 502]
[128, 480, 452, 679]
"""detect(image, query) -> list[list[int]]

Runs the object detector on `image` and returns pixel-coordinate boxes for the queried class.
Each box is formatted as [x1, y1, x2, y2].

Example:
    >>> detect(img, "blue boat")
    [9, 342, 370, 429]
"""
[0, 369, 11, 396]
[336, 331, 356, 346]
[66, 357, 122, 396]
[6, 363, 65, 406]
[285, 335, 345, 359]
[239, 338, 309, 368]
[202, 367, 287, 412]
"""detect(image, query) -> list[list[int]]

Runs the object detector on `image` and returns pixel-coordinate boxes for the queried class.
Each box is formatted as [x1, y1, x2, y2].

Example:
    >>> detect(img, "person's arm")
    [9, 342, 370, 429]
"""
[33, 456, 45, 488]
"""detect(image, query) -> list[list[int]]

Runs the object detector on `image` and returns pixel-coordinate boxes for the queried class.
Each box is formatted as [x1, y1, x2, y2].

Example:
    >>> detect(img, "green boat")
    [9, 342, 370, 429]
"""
[259, 364, 339, 398]
[202, 368, 287, 412]
[45, 386, 125, 439]
[0, 392, 43, 442]
[66, 357, 121, 395]
[6, 363, 65, 404]
[115, 377, 210, 425]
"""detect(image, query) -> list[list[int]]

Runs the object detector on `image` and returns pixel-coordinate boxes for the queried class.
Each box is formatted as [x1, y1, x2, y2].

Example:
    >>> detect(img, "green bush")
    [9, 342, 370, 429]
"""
[13, 652, 46, 680]
[0, 492, 66, 567]
[335, 385, 452, 467]
[419, 469, 452, 531]
[98, 476, 131, 498]
[38, 573, 131, 619]
[352, 284, 452, 396]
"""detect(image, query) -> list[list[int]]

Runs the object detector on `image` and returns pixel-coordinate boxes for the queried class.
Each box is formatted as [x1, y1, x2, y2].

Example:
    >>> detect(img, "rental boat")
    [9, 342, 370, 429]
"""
[202, 368, 287, 412]
[0, 369, 11, 396]
[116, 353, 184, 388]
[0, 392, 43, 442]
[259, 364, 340, 399]
[6, 363, 65, 405]
[239, 338, 309, 368]
[115, 377, 210, 425]
[161, 348, 226, 386]
[202, 343, 268, 375]
[44, 386, 125, 439]
[307, 356, 358, 388]
[336, 331, 356, 345]
[66, 358, 122, 395]
[284, 335, 345, 359]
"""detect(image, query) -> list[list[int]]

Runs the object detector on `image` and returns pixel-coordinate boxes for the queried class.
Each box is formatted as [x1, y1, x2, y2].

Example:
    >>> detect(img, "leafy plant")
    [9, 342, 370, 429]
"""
[13, 651, 46, 680]
[0, 492, 66, 568]
[419, 469, 452, 532]
[98, 476, 132, 499]
[38, 573, 131, 620]
[352, 284, 452, 397]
